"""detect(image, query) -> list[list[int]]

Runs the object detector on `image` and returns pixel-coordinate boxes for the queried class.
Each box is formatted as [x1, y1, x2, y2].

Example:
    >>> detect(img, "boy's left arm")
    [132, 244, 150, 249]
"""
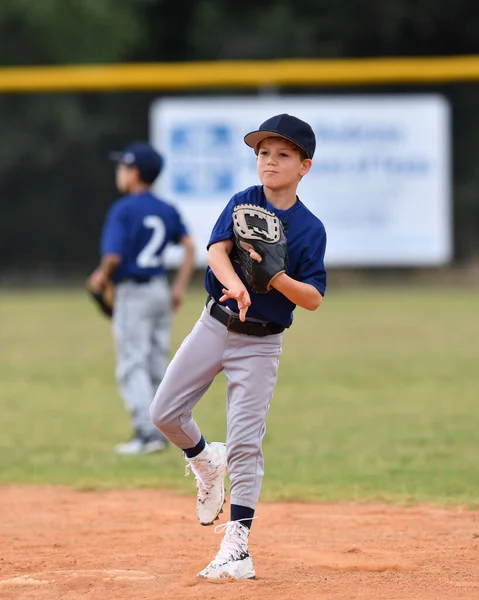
[270, 274, 322, 311]
[269, 223, 327, 311]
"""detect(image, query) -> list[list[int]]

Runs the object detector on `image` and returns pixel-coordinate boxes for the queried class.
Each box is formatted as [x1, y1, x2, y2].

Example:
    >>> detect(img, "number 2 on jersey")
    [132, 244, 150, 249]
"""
[137, 215, 166, 268]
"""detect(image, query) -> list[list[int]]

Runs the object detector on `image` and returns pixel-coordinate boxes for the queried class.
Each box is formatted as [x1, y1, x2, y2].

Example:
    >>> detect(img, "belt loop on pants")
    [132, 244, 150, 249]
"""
[206, 296, 284, 337]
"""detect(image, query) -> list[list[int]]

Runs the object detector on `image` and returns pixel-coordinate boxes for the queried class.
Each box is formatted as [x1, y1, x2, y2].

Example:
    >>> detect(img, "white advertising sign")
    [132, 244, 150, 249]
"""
[150, 95, 451, 267]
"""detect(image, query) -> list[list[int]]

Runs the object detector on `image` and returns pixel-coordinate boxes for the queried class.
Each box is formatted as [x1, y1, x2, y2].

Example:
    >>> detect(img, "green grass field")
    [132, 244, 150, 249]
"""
[1, 285, 478, 505]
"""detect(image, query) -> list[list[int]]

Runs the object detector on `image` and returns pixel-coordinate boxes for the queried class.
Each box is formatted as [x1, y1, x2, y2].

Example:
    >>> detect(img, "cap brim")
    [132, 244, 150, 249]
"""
[244, 130, 309, 157]
[108, 151, 124, 162]
[244, 131, 286, 149]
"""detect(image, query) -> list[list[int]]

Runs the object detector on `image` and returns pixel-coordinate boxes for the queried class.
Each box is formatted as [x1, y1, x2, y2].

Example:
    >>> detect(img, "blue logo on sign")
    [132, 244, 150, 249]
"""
[169, 123, 235, 196]
[173, 172, 195, 193]
[214, 170, 233, 191]
[171, 127, 192, 151]
[210, 125, 231, 148]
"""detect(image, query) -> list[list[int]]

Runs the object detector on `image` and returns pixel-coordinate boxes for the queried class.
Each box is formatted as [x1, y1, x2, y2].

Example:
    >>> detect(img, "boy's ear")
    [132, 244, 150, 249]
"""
[132, 165, 143, 181]
[300, 158, 313, 177]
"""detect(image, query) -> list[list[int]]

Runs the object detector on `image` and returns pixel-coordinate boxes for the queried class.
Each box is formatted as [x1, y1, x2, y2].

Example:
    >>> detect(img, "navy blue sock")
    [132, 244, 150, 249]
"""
[230, 504, 255, 529]
[183, 435, 206, 459]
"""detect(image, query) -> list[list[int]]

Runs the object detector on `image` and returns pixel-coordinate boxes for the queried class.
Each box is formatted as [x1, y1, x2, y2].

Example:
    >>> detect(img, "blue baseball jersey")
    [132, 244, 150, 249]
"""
[101, 191, 188, 283]
[205, 185, 327, 327]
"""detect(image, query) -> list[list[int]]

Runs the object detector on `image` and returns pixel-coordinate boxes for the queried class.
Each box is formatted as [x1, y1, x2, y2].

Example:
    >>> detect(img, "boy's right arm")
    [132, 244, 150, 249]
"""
[89, 202, 125, 290]
[171, 234, 195, 313]
[208, 240, 251, 322]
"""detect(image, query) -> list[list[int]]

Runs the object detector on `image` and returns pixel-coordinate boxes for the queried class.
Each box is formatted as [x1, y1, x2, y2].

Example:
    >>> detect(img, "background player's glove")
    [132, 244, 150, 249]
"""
[232, 204, 288, 294]
[86, 270, 115, 318]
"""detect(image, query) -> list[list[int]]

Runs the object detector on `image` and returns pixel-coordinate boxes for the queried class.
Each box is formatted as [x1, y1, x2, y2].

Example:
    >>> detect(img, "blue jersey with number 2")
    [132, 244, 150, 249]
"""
[205, 185, 327, 328]
[101, 191, 188, 283]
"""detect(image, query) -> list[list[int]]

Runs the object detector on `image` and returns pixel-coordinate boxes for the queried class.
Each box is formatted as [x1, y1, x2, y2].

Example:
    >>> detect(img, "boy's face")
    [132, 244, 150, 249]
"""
[116, 162, 140, 193]
[256, 137, 312, 191]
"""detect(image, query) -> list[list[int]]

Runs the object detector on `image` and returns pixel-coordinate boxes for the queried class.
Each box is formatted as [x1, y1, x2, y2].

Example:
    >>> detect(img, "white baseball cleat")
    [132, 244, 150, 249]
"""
[185, 442, 227, 526]
[197, 520, 256, 579]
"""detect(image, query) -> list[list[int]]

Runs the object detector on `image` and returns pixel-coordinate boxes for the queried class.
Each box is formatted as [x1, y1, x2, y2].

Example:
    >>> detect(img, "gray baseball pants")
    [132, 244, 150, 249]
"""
[113, 277, 171, 439]
[150, 299, 283, 509]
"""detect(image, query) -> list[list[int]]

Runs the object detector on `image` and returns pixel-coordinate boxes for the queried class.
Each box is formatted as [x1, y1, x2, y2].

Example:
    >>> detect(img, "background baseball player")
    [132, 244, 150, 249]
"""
[150, 114, 327, 578]
[88, 141, 195, 455]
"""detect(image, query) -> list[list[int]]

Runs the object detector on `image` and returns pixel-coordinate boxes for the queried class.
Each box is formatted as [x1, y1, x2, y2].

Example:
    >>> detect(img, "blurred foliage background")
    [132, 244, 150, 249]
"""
[1, 0, 479, 277]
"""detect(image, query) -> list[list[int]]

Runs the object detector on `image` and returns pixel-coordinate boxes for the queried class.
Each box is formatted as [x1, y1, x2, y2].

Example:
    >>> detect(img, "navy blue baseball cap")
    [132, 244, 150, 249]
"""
[244, 114, 316, 159]
[109, 141, 164, 184]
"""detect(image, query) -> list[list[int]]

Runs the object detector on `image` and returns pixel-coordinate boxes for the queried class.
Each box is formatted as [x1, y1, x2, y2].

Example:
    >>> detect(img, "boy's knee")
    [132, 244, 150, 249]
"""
[149, 396, 165, 428]
[150, 394, 177, 433]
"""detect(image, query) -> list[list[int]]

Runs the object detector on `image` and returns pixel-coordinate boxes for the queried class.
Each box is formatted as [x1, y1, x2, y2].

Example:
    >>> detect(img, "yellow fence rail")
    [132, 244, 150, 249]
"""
[1, 56, 479, 92]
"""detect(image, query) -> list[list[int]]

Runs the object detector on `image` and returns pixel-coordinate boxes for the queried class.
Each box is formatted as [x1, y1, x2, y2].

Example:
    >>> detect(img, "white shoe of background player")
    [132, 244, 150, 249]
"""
[115, 432, 168, 455]
[197, 520, 256, 579]
[185, 441, 227, 525]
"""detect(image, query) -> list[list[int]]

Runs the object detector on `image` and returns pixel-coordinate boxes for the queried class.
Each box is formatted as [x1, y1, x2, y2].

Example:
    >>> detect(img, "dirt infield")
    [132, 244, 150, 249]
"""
[1, 488, 479, 600]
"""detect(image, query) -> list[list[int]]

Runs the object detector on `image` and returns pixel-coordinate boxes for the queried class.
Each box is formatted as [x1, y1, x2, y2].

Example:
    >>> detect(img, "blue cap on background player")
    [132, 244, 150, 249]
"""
[244, 114, 316, 159]
[109, 141, 164, 184]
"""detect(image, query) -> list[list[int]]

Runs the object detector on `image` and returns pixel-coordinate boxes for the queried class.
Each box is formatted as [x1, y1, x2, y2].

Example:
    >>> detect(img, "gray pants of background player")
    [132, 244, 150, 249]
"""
[113, 277, 171, 440]
[150, 299, 283, 510]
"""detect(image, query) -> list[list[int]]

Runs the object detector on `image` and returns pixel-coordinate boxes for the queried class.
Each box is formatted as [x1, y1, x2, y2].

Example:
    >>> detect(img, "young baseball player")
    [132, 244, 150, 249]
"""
[88, 142, 195, 455]
[150, 114, 327, 578]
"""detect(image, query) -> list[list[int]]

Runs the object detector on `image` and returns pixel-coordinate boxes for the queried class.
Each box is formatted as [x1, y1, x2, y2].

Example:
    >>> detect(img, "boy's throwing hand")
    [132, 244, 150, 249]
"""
[219, 286, 251, 322]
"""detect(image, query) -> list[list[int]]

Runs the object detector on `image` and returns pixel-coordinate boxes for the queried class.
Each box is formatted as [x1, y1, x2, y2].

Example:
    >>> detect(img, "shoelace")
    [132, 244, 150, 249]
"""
[211, 518, 257, 564]
[184, 459, 219, 502]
